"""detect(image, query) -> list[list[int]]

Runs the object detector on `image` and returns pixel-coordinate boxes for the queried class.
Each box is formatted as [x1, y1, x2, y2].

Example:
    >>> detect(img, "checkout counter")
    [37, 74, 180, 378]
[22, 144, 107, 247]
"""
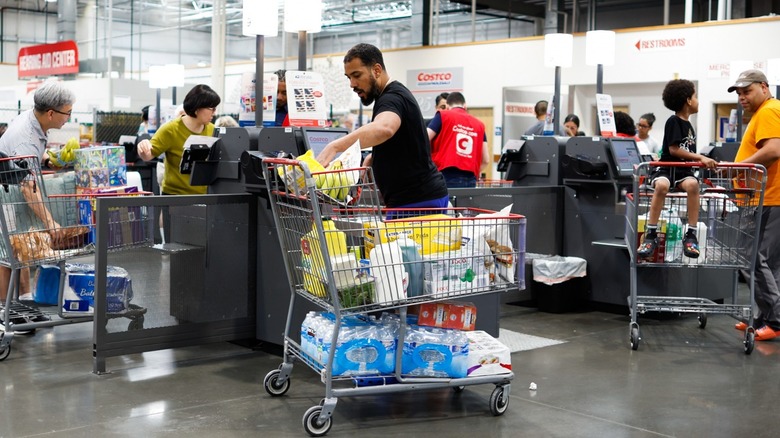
[488, 135, 737, 307]
[551, 135, 735, 306]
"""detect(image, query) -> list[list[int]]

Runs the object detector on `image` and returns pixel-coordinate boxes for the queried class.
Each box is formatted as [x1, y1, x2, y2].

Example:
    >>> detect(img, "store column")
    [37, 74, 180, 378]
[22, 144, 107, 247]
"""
[210, 0, 227, 111]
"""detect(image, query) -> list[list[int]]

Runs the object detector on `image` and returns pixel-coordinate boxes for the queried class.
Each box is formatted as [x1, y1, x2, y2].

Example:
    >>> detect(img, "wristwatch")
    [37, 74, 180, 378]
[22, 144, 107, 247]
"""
[43, 157, 51, 168]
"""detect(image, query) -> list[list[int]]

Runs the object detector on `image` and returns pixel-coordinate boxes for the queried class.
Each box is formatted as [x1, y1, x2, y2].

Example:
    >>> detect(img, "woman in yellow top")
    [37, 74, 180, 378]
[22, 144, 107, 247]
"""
[137, 84, 221, 194]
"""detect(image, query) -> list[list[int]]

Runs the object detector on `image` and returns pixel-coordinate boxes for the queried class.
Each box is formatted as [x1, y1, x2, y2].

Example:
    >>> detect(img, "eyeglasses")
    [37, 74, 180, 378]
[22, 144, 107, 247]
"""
[636, 123, 650, 129]
[50, 108, 72, 117]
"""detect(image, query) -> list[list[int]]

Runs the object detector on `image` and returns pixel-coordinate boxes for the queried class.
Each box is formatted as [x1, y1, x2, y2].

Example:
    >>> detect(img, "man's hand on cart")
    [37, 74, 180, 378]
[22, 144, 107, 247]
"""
[47, 221, 68, 243]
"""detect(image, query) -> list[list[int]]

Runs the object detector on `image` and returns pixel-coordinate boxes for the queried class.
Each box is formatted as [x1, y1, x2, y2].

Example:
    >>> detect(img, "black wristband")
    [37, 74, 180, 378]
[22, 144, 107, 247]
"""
[43, 158, 50, 168]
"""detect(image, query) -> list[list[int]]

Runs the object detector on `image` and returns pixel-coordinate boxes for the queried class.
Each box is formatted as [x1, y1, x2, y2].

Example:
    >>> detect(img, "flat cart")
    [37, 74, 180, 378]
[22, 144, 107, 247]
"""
[0, 155, 151, 360]
[261, 158, 525, 436]
[625, 162, 766, 354]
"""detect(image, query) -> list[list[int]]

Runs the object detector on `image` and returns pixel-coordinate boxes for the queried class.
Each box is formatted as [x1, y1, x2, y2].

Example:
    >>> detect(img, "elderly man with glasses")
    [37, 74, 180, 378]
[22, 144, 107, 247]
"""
[0, 80, 75, 303]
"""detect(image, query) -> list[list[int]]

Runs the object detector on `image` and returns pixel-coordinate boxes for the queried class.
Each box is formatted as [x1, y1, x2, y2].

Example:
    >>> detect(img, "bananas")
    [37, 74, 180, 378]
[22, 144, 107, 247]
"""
[45, 138, 80, 168]
[61, 137, 80, 163]
[276, 150, 356, 201]
[314, 160, 354, 201]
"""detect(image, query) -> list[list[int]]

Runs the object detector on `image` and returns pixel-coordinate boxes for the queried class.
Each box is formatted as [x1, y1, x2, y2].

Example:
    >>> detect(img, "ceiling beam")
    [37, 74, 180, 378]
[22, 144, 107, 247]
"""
[448, 0, 546, 18]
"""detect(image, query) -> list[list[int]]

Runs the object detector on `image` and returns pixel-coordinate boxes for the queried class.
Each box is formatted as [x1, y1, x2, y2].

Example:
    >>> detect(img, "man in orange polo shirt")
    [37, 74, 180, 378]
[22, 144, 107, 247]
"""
[731, 69, 780, 340]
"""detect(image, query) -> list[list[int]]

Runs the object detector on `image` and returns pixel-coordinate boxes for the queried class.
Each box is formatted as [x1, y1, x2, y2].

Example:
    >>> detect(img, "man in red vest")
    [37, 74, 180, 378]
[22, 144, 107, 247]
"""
[427, 92, 489, 188]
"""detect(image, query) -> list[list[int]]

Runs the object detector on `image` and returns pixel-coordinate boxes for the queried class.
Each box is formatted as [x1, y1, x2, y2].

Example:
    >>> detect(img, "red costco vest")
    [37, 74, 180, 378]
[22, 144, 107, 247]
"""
[431, 107, 486, 177]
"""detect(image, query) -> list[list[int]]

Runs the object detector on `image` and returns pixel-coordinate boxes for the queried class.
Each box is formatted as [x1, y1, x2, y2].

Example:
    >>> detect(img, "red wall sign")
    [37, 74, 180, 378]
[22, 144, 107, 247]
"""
[17, 40, 79, 79]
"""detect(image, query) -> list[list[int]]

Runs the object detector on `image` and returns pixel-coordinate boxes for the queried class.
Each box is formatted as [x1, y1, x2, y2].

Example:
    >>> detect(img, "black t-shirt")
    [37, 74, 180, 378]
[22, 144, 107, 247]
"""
[371, 81, 448, 207]
[659, 115, 696, 162]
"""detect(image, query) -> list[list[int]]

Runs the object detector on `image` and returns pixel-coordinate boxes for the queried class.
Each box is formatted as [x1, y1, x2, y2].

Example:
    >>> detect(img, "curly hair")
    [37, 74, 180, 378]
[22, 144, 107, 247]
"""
[662, 79, 696, 112]
[614, 111, 636, 136]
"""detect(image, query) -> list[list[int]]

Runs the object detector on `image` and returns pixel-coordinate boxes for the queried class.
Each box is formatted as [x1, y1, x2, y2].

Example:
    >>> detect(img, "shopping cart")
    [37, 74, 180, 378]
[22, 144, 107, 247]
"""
[625, 161, 765, 354]
[0, 155, 151, 361]
[261, 158, 525, 436]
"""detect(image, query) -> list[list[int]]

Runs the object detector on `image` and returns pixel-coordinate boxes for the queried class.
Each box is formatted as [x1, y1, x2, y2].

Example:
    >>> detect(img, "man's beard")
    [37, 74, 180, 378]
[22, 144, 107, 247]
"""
[356, 75, 382, 106]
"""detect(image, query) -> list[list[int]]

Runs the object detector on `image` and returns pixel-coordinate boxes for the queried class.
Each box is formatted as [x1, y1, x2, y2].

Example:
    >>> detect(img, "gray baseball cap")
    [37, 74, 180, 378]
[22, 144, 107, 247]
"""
[728, 69, 768, 92]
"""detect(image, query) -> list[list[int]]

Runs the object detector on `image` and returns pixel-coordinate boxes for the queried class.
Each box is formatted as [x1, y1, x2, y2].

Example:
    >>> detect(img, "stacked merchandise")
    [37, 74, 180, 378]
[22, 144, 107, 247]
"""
[74, 146, 143, 246]
[300, 206, 517, 308]
[300, 307, 511, 379]
[34, 263, 134, 315]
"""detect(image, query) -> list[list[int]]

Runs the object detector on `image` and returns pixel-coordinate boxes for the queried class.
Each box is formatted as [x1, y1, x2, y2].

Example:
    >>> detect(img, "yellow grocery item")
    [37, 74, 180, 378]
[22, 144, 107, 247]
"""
[314, 160, 354, 201]
[363, 214, 462, 257]
[301, 218, 348, 297]
[277, 150, 325, 195]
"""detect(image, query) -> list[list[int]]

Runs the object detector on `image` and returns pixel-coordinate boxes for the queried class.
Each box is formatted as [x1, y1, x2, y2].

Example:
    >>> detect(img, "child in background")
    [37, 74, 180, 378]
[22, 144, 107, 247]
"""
[637, 79, 717, 259]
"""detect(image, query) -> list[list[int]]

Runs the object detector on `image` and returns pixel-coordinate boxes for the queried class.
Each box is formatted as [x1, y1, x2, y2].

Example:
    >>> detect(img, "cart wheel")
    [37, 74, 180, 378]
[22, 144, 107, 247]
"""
[697, 313, 707, 329]
[744, 331, 755, 355]
[0, 343, 10, 361]
[489, 385, 509, 416]
[263, 369, 290, 396]
[630, 326, 640, 351]
[453, 385, 465, 393]
[128, 316, 144, 331]
[302, 405, 332, 437]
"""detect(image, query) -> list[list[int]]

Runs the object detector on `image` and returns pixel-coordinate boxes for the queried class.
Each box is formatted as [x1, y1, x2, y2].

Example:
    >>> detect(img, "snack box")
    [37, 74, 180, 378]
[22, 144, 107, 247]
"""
[363, 214, 462, 257]
[465, 330, 512, 377]
[417, 301, 476, 331]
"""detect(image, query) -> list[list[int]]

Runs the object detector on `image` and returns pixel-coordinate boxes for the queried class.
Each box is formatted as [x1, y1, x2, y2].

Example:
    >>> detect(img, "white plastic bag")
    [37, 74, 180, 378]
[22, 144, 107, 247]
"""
[532, 256, 587, 286]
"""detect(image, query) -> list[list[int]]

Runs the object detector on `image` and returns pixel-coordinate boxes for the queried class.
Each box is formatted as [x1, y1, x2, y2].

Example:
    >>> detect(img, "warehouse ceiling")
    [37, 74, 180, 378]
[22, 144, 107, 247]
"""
[0, 0, 657, 35]
[0, 1, 769, 40]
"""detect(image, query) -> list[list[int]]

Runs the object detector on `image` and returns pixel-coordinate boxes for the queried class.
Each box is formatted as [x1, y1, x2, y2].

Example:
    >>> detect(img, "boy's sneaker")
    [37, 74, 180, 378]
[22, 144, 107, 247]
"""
[683, 230, 700, 258]
[637, 233, 658, 259]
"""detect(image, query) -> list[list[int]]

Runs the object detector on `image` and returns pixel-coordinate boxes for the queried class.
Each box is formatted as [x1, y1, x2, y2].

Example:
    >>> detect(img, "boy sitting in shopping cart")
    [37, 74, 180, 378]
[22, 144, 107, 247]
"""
[637, 79, 718, 259]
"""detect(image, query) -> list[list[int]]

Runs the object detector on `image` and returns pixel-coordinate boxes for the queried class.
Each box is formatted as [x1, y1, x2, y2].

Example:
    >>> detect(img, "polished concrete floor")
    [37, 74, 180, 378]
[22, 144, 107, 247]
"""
[2, 299, 779, 438]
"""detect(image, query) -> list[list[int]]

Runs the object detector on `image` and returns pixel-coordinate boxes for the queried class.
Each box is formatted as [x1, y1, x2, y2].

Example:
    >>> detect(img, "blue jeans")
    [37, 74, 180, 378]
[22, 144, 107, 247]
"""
[441, 167, 477, 188]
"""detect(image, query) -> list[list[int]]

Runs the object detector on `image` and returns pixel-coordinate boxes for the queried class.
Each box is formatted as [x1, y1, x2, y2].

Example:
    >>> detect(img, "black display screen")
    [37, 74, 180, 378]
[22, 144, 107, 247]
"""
[608, 137, 642, 177]
[302, 128, 349, 157]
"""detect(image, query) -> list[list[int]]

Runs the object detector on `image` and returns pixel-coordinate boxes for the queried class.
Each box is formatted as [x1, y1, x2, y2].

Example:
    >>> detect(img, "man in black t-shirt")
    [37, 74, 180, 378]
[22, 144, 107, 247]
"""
[316, 43, 448, 210]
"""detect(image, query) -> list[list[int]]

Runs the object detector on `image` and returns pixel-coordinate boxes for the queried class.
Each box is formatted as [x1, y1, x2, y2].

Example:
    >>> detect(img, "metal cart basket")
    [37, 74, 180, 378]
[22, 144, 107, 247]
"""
[261, 158, 525, 436]
[625, 161, 766, 354]
[0, 155, 151, 360]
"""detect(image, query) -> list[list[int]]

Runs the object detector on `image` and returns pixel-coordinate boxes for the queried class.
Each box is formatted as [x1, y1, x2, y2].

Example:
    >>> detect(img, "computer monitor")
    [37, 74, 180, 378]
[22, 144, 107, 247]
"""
[301, 127, 349, 157]
[607, 137, 642, 178]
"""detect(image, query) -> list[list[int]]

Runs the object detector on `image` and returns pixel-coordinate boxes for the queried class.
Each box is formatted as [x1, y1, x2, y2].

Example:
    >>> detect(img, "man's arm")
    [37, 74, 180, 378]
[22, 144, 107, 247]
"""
[737, 138, 780, 168]
[316, 111, 400, 167]
[481, 140, 490, 167]
[20, 179, 61, 235]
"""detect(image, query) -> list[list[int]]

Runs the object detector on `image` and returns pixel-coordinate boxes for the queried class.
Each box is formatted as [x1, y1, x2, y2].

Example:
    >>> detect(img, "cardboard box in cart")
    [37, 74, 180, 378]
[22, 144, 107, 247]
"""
[363, 214, 463, 256]
[417, 301, 477, 331]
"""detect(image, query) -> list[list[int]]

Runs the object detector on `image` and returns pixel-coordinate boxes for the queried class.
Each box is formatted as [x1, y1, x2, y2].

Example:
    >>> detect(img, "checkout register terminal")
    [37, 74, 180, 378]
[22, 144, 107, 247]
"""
[607, 137, 643, 179]
[301, 127, 349, 157]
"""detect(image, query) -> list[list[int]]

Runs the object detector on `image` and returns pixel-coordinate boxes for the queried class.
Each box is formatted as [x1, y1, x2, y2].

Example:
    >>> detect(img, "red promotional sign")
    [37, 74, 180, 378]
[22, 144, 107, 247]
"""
[17, 40, 79, 79]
